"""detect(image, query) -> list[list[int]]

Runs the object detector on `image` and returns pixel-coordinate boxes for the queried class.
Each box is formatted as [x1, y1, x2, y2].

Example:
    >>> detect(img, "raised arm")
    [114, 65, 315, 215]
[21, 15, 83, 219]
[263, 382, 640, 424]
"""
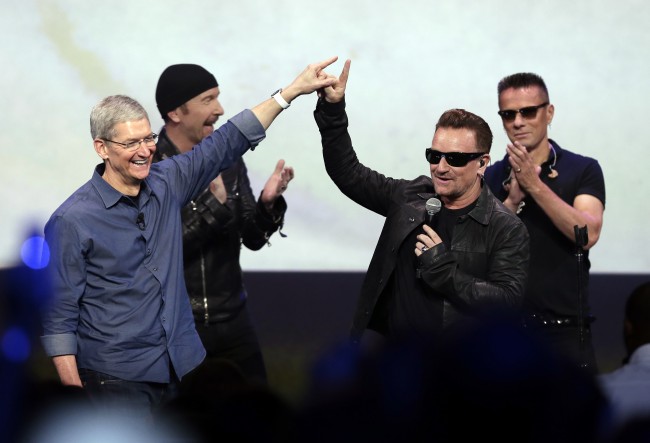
[319, 59, 351, 104]
[251, 56, 340, 129]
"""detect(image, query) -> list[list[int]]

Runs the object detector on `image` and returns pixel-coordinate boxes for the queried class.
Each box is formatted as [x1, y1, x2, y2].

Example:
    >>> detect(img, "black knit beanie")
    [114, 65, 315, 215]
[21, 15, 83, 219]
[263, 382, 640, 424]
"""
[155, 64, 218, 119]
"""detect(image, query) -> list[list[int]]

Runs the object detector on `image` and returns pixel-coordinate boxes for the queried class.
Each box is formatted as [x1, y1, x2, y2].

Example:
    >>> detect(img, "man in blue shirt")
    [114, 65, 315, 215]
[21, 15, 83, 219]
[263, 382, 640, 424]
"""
[40, 57, 339, 417]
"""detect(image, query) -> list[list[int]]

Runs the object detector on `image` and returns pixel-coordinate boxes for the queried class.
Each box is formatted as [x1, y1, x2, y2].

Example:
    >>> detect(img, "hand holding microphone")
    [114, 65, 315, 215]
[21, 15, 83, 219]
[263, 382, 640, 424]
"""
[425, 197, 441, 227]
[415, 197, 443, 256]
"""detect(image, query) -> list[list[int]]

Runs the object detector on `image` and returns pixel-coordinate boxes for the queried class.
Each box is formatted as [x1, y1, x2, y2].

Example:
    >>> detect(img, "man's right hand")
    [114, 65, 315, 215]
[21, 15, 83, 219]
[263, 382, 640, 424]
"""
[209, 174, 227, 204]
[53, 354, 83, 387]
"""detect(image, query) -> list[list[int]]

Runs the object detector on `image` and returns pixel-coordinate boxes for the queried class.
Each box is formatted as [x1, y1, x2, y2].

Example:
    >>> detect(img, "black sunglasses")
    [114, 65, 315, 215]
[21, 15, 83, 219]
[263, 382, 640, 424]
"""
[425, 149, 485, 167]
[497, 102, 549, 122]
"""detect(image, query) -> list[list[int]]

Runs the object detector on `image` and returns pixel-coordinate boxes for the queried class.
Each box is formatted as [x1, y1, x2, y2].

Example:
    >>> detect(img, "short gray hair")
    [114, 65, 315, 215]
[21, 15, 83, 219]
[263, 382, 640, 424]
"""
[90, 95, 149, 140]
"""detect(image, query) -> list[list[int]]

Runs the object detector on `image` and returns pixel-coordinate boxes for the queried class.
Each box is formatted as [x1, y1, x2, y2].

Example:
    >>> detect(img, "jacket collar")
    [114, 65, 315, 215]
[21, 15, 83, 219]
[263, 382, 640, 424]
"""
[154, 127, 181, 161]
[468, 180, 491, 226]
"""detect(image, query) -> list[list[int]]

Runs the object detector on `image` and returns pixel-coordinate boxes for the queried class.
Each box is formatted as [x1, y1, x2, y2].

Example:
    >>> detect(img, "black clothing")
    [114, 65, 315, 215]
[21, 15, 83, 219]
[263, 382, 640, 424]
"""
[153, 128, 286, 382]
[485, 141, 605, 317]
[314, 98, 530, 343]
[484, 140, 606, 371]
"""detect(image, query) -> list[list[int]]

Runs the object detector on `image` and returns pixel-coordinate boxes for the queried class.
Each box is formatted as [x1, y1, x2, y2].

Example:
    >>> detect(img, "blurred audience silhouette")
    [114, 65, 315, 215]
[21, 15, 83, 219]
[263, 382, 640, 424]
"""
[299, 307, 609, 443]
[157, 357, 297, 443]
[599, 281, 650, 434]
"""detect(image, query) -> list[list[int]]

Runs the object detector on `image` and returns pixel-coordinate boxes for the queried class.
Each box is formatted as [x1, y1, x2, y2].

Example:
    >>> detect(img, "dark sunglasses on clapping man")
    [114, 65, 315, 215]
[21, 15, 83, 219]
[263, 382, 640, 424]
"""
[497, 102, 549, 122]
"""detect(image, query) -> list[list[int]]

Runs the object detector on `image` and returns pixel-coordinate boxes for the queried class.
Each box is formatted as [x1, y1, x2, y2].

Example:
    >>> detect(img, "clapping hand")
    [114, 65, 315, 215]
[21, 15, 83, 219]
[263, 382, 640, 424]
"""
[261, 159, 294, 209]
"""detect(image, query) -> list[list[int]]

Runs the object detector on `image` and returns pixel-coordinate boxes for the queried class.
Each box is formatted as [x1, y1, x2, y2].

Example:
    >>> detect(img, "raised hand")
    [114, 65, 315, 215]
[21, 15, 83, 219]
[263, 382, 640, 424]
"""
[261, 159, 294, 209]
[320, 59, 351, 103]
[252, 57, 341, 129]
[209, 174, 228, 204]
[284, 56, 341, 99]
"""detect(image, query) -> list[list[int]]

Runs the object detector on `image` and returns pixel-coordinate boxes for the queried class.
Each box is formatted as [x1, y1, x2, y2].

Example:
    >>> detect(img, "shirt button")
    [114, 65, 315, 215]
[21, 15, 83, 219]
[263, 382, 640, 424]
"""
[146, 249, 151, 255]
[153, 267, 158, 271]
[409, 217, 415, 222]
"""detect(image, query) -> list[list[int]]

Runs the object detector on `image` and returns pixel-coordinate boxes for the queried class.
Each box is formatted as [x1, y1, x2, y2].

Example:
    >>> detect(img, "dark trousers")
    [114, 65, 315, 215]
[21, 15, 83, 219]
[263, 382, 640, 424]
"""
[195, 305, 267, 384]
[526, 324, 598, 374]
[78, 368, 179, 421]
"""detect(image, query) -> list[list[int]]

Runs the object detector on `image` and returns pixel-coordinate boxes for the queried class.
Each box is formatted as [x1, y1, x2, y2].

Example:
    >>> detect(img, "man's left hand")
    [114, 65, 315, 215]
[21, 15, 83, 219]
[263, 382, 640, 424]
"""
[261, 159, 294, 209]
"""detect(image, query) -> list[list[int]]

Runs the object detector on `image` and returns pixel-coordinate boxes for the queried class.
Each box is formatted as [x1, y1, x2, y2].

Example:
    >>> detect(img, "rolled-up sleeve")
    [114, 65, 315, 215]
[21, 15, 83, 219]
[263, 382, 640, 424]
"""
[41, 214, 87, 357]
[230, 109, 266, 150]
[41, 333, 77, 356]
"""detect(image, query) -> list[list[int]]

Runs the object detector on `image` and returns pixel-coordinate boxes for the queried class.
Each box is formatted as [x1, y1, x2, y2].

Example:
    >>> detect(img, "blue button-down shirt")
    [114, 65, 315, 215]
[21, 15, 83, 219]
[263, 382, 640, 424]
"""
[41, 110, 265, 383]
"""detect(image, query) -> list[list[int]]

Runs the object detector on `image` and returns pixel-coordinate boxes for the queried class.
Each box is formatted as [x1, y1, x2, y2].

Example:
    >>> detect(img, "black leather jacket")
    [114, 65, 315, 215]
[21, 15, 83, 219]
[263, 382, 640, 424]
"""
[153, 128, 286, 324]
[314, 98, 530, 341]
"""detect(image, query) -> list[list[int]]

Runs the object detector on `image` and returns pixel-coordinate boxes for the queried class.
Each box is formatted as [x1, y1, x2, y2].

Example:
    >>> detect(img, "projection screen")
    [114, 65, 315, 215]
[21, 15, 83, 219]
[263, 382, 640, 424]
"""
[1, 0, 648, 273]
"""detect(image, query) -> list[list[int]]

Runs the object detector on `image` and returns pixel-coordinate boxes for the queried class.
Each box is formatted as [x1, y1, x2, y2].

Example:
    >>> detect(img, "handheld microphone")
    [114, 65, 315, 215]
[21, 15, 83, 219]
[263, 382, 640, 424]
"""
[136, 212, 146, 231]
[425, 197, 442, 226]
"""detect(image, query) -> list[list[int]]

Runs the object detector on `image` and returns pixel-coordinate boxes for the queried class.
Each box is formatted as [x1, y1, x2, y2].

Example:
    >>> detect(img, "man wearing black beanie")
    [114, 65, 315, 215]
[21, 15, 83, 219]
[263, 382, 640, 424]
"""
[153, 63, 293, 385]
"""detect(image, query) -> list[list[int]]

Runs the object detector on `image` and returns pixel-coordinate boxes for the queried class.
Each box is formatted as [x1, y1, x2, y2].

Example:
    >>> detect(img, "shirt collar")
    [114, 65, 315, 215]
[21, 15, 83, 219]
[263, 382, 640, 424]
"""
[91, 163, 152, 209]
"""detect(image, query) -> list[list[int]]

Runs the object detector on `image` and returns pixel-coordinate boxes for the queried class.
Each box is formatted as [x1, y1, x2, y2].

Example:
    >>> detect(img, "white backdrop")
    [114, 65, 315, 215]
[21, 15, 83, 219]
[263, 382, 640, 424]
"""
[1, 0, 648, 272]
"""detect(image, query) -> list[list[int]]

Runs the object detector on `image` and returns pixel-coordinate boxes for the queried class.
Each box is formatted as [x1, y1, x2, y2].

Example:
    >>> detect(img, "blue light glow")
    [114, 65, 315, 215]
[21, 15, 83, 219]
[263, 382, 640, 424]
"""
[20, 236, 49, 270]
[1, 327, 31, 363]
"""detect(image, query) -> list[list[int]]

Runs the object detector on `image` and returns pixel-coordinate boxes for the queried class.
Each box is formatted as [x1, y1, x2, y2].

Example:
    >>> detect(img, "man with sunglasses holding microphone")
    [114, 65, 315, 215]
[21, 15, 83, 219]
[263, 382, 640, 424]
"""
[314, 60, 529, 349]
[484, 73, 606, 372]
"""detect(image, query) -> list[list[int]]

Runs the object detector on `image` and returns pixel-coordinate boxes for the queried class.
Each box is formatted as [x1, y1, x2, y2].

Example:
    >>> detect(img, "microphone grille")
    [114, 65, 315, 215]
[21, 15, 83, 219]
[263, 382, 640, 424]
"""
[426, 197, 442, 214]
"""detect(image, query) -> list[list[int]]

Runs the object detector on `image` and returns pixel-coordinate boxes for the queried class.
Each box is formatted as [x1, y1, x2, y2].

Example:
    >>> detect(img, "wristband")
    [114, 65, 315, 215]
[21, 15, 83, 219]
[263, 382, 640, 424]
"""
[271, 88, 290, 109]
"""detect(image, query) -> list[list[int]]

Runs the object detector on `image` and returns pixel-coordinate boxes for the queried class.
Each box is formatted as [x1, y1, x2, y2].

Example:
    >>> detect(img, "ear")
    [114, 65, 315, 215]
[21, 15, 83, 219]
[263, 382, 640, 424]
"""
[167, 108, 182, 124]
[94, 139, 108, 160]
[478, 155, 489, 177]
[546, 103, 555, 126]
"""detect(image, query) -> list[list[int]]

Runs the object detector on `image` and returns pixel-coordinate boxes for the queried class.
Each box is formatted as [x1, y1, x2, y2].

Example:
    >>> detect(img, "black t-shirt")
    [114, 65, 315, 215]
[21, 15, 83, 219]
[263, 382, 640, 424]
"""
[483, 141, 606, 317]
[368, 201, 475, 340]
